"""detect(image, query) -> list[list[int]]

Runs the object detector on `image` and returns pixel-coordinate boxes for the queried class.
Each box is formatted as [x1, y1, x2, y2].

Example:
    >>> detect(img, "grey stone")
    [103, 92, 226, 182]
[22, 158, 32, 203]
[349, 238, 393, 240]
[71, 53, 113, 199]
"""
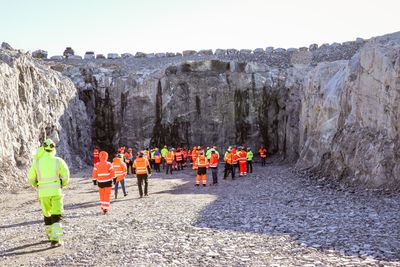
[50, 55, 64, 60]
[215, 49, 226, 56]
[182, 50, 197, 56]
[107, 53, 120, 59]
[96, 54, 106, 59]
[155, 53, 166, 58]
[68, 55, 82, 60]
[84, 52, 95, 60]
[265, 47, 274, 53]
[274, 48, 286, 53]
[63, 47, 75, 58]
[239, 49, 252, 54]
[198, 49, 213, 56]
[227, 49, 238, 55]
[166, 52, 175, 57]
[135, 52, 146, 58]
[253, 48, 264, 54]
[32, 50, 48, 59]
[1, 42, 13, 50]
[309, 44, 318, 51]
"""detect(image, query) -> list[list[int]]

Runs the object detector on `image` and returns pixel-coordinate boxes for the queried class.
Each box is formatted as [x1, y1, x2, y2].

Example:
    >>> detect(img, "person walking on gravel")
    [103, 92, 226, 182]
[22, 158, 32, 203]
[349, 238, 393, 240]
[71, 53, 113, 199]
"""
[259, 145, 267, 166]
[112, 156, 127, 199]
[209, 149, 219, 185]
[194, 151, 209, 187]
[133, 151, 152, 198]
[223, 148, 235, 180]
[92, 151, 115, 214]
[165, 148, 174, 175]
[246, 147, 253, 173]
[28, 138, 70, 248]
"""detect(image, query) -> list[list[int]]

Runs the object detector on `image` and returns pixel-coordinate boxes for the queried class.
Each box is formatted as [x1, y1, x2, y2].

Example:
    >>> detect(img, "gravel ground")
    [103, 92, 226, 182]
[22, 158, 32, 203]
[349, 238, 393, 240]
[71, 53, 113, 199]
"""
[0, 162, 399, 266]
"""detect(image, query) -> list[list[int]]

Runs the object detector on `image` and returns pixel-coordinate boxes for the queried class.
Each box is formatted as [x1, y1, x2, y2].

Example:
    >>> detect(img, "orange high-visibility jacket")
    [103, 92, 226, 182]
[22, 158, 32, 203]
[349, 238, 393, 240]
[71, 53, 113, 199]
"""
[93, 149, 99, 158]
[175, 151, 182, 161]
[196, 155, 209, 168]
[112, 157, 127, 182]
[165, 152, 174, 164]
[133, 157, 150, 174]
[209, 153, 219, 167]
[238, 151, 247, 163]
[144, 151, 151, 161]
[259, 148, 267, 158]
[154, 153, 161, 164]
[232, 151, 239, 164]
[92, 151, 115, 183]
[224, 152, 233, 164]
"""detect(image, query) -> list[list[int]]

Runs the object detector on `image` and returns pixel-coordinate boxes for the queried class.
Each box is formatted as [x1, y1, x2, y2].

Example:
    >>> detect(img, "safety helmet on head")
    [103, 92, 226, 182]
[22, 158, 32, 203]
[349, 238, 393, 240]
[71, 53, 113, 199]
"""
[247, 147, 251, 151]
[42, 138, 56, 151]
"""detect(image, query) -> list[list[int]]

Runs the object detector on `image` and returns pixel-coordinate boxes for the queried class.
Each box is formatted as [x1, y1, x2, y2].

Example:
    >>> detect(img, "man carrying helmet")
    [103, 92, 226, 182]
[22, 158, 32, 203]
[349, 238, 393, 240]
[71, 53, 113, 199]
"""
[133, 151, 152, 198]
[28, 138, 70, 248]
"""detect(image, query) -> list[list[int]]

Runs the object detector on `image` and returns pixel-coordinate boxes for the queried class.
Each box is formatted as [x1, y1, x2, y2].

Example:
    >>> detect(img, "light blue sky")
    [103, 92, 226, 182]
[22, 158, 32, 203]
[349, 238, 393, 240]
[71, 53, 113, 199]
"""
[1, 0, 399, 56]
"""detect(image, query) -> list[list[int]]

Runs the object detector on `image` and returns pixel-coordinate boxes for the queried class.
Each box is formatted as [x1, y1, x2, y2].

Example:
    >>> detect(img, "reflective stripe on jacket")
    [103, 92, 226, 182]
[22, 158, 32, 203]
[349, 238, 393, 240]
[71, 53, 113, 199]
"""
[134, 157, 150, 174]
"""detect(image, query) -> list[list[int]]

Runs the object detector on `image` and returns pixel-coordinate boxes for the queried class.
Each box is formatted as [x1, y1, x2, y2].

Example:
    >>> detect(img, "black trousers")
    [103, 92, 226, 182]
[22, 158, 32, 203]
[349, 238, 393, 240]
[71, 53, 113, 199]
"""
[261, 157, 266, 166]
[126, 161, 133, 174]
[154, 163, 160, 172]
[176, 160, 183, 170]
[247, 160, 253, 173]
[136, 174, 148, 197]
[224, 163, 235, 179]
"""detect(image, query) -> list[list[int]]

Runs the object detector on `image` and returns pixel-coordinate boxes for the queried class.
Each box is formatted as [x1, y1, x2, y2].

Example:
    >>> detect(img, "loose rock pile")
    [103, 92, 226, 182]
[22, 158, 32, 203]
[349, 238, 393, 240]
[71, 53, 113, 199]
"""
[1, 162, 399, 266]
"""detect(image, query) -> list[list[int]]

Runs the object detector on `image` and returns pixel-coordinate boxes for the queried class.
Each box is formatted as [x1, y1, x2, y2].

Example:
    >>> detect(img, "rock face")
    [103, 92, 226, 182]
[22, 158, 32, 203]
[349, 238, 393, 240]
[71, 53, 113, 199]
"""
[1, 32, 400, 188]
[0, 48, 90, 191]
[298, 32, 400, 187]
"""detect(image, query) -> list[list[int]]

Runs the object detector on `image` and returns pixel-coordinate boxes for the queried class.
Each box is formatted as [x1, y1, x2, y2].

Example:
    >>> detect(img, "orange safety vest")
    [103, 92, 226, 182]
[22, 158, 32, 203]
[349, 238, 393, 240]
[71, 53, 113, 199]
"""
[209, 153, 219, 167]
[232, 152, 239, 164]
[93, 161, 115, 183]
[112, 158, 127, 182]
[196, 155, 209, 168]
[239, 151, 247, 163]
[259, 148, 267, 158]
[154, 154, 161, 164]
[93, 149, 99, 158]
[165, 152, 174, 164]
[175, 151, 182, 161]
[224, 152, 233, 164]
[134, 157, 150, 175]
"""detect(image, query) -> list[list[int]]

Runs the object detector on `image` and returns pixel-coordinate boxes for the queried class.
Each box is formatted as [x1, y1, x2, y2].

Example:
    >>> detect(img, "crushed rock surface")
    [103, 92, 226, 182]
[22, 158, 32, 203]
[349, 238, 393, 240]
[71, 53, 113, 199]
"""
[1, 162, 399, 266]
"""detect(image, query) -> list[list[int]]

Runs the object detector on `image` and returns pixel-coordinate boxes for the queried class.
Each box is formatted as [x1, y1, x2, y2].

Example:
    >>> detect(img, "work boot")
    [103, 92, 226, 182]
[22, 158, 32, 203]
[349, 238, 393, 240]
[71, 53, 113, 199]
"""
[102, 209, 108, 215]
[195, 184, 199, 187]
[144, 193, 148, 196]
[203, 184, 206, 187]
[50, 241, 62, 248]
[124, 193, 128, 197]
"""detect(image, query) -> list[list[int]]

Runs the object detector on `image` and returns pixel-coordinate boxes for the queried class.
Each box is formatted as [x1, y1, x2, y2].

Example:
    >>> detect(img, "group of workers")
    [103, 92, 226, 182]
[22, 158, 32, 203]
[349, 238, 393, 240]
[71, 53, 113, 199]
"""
[28, 138, 268, 248]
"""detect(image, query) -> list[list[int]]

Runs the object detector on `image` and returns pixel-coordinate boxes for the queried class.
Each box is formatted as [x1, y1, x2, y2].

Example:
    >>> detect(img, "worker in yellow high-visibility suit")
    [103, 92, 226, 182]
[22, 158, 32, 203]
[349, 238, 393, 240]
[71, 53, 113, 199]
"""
[28, 138, 69, 248]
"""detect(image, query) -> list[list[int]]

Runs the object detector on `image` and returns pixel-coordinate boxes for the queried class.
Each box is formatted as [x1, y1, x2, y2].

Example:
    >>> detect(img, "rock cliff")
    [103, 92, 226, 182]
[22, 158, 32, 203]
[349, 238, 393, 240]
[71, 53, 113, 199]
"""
[1, 32, 399, 188]
[0, 48, 90, 191]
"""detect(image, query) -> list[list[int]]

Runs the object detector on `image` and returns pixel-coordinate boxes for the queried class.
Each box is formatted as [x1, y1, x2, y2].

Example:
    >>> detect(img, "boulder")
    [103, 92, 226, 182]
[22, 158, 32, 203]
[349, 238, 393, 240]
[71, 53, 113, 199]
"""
[121, 53, 134, 59]
[155, 53, 166, 58]
[96, 54, 106, 59]
[309, 44, 318, 51]
[239, 49, 252, 54]
[253, 48, 264, 54]
[63, 47, 74, 58]
[265, 47, 274, 53]
[50, 55, 64, 60]
[1, 42, 13, 50]
[166, 52, 176, 57]
[32, 50, 48, 59]
[227, 49, 238, 55]
[215, 49, 226, 56]
[84, 51, 95, 60]
[107, 53, 120, 59]
[198, 49, 213, 56]
[135, 52, 146, 58]
[182, 50, 197, 56]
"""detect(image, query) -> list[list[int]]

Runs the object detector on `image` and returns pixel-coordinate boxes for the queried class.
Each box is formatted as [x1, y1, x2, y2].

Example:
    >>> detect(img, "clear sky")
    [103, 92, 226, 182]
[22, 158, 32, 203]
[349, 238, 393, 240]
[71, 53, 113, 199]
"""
[1, 0, 399, 57]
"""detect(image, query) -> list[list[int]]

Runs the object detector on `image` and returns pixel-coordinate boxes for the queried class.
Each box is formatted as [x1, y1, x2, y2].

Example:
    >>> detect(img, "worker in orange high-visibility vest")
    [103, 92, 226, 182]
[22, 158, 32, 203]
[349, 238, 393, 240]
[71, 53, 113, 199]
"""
[195, 151, 209, 187]
[209, 149, 219, 185]
[112, 156, 127, 199]
[165, 148, 174, 175]
[259, 145, 267, 166]
[223, 148, 235, 180]
[133, 151, 152, 198]
[92, 151, 115, 214]
[238, 147, 247, 176]
[153, 149, 162, 172]
[93, 146, 100, 165]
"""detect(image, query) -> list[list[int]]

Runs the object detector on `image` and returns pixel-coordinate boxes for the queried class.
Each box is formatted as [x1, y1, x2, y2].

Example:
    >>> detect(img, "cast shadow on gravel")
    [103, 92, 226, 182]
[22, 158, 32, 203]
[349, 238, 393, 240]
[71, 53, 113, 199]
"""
[0, 240, 52, 257]
[0, 219, 43, 229]
[154, 171, 400, 262]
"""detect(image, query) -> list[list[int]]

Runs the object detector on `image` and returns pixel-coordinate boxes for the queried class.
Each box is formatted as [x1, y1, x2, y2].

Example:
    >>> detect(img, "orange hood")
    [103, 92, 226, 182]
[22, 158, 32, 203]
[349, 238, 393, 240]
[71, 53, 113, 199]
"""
[99, 151, 108, 161]
[113, 157, 123, 164]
